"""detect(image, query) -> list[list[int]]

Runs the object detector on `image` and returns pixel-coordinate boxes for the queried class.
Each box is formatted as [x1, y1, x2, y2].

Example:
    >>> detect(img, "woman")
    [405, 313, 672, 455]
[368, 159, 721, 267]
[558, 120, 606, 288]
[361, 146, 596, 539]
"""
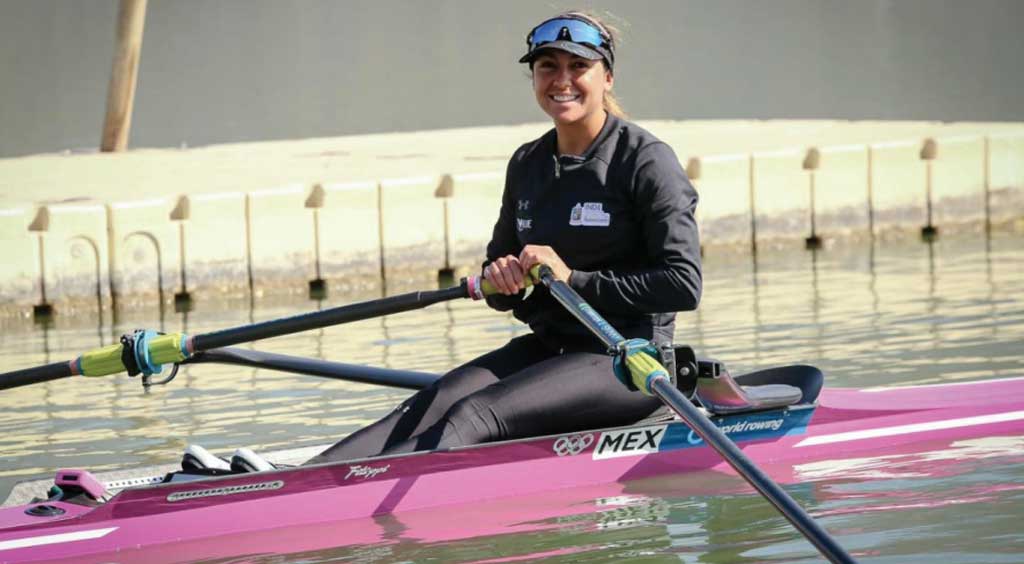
[306, 11, 701, 464]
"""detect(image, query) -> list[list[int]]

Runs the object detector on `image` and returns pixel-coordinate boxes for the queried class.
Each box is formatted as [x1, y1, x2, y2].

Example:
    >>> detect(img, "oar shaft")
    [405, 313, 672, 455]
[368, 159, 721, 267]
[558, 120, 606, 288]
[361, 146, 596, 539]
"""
[193, 284, 468, 352]
[532, 264, 855, 564]
[650, 376, 855, 563]
[534, 266, 622, 350]
[186, 347, 439, 390]
[0, 361, 73, 391]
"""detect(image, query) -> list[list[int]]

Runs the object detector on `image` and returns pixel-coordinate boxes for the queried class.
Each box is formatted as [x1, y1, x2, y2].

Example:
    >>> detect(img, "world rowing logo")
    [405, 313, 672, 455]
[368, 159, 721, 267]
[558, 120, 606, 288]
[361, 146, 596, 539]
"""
[686, 417, 786, 445]
[553, 433, 595, 456]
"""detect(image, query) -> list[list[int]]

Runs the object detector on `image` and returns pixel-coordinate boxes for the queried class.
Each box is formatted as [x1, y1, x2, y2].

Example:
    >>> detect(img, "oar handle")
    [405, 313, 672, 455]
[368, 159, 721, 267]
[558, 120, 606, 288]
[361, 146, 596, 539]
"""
[465, 270, 536, 300]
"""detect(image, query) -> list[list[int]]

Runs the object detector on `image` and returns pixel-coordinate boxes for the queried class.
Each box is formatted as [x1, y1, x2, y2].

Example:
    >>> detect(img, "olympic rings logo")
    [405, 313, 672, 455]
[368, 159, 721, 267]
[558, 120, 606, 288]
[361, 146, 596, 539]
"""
[553, 433, 595, 456]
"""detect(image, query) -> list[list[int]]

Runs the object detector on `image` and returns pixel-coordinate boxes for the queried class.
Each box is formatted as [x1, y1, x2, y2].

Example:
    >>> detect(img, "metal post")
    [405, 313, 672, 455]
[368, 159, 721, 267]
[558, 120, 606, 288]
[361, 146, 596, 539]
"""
[170, 196, 192, 312]
[866, 145, 875, 241]
[748, 154, 758, 256]
[436, 174, 455, 285]
[377, 182, 387, 292]
[983, 136, 991, 236]
[803, 148, 822, 250]
[306, 184, 327, 299]
[920, 138, 938, 242]
[29, 207, 53, 320]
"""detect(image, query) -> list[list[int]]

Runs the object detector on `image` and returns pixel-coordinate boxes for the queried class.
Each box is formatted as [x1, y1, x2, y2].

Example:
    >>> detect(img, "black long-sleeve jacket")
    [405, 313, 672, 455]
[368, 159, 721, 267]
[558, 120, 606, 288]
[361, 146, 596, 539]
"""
[484, 114, 702, 349]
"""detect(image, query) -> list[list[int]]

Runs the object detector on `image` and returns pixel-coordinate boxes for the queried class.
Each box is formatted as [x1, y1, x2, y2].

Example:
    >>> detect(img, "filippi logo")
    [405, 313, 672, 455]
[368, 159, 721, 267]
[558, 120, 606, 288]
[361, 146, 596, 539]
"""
[593, 425, 666, 460]
[345, 464, 390, 480]
[686, 417, 785, 445]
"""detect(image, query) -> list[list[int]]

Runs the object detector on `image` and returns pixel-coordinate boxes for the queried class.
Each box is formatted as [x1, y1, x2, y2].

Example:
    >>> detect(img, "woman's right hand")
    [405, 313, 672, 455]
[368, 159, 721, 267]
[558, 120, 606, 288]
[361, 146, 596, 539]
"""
[484, 255, 527, 296]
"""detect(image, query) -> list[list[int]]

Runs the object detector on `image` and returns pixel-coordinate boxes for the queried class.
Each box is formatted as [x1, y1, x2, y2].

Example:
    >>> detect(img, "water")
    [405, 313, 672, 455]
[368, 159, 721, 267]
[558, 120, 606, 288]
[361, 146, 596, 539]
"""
[1, 232, 1022, 562]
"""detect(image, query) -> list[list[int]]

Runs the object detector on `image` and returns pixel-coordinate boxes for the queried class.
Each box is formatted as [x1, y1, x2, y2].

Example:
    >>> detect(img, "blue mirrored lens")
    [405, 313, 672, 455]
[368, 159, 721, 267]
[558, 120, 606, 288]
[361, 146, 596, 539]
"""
[530, 18, 605, 49]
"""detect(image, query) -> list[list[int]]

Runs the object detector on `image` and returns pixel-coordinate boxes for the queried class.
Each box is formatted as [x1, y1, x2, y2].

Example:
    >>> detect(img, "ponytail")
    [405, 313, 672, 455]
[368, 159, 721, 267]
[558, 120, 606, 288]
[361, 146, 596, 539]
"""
[604, 89, 627, 119]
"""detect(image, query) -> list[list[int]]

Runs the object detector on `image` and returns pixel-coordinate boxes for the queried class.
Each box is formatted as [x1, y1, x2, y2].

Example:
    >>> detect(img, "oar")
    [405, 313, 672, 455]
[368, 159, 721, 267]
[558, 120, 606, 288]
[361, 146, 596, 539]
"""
[0, 276, 505, 391]
[531, 265, 856, 564]
[184, 347, 439, 390]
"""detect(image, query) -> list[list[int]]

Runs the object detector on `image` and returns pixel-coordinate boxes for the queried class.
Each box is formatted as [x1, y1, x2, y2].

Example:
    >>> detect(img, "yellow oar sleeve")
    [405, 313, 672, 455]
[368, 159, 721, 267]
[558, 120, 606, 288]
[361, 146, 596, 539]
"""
[625, 350, 669, 397]
[79, 344, 127, 377]
[76, 333, 189, 377]
[149, 333, 189, 366]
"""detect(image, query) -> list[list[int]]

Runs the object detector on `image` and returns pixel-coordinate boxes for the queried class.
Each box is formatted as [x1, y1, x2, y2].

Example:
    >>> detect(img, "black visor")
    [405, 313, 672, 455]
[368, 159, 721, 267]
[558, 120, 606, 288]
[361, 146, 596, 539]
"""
[519, 16, 614, 70]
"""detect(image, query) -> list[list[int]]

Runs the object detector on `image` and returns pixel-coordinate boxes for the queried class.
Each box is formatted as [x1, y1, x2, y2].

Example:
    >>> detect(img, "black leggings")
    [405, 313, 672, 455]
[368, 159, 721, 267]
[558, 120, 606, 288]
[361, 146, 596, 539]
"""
[306, 334, 664, 464]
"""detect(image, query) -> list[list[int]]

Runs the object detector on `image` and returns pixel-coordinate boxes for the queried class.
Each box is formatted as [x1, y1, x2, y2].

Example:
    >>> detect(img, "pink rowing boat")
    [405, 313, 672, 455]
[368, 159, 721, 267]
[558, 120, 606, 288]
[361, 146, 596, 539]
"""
[2, 371, 1022, 564]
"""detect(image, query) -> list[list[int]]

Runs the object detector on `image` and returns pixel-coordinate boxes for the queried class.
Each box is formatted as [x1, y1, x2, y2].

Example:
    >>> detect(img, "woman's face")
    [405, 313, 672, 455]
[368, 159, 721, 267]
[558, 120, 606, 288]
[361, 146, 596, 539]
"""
[532, 50, 612, 127]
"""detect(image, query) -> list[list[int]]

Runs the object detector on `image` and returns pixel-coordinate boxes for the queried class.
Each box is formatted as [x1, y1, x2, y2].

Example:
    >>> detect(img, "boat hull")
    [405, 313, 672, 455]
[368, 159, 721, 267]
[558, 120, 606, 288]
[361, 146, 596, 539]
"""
[2, 377, 1024, 563]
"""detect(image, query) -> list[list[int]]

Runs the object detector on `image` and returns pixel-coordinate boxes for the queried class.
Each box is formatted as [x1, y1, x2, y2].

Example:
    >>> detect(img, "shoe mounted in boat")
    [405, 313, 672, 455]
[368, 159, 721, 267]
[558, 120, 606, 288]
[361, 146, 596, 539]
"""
[231, 447, 275, 473]
[181, 445, 276, 474]
[181, 444, 231, 472]
[695, 358, 804, 414]
[671, 345, 807, 415]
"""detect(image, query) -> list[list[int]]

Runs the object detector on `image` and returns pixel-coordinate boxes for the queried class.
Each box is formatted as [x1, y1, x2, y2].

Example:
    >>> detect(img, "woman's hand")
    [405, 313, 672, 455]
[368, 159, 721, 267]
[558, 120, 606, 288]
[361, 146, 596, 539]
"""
[484, 255, 527, 295]
[519, 245, 572, 282]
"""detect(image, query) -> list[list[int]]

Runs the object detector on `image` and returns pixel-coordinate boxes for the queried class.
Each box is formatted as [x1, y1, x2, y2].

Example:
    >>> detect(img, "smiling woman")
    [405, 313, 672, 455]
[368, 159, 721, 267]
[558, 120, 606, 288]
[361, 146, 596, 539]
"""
[306, 11, 702, 465]
[523, 12, 626, 145]
[530, 51, 614, 153]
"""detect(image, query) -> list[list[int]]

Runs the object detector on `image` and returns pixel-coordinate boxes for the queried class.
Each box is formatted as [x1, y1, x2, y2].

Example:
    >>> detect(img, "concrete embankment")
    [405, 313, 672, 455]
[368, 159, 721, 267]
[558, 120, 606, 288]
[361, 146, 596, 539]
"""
[0, 120, 1021, 317]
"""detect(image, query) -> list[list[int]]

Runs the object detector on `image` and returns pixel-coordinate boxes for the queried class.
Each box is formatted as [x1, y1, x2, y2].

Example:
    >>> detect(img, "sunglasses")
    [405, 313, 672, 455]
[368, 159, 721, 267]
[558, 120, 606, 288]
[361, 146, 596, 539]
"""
[526, 17, 611, 52]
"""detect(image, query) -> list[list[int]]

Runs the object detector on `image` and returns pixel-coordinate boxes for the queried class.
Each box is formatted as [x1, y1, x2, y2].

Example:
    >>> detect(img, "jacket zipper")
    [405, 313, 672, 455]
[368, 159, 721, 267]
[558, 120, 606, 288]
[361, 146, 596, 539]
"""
[552, 155, 561, 179]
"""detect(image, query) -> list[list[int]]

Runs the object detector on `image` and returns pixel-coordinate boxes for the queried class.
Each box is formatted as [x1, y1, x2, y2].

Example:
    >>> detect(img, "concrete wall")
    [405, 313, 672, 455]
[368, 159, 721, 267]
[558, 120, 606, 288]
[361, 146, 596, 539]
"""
[1, 120, 1021, 316]
[1, 0, 1023, 159]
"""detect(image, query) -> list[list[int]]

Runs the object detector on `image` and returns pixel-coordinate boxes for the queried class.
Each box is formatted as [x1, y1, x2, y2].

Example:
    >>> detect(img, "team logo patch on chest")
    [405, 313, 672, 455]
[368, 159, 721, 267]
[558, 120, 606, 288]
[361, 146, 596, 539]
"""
[517, 199, 532, 231]
[569, 202, 611, 227]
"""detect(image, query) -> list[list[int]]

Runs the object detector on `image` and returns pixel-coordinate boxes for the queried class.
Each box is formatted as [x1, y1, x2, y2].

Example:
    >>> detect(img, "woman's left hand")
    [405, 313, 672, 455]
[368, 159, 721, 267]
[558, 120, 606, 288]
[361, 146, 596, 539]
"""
[519, 245, 572, 282]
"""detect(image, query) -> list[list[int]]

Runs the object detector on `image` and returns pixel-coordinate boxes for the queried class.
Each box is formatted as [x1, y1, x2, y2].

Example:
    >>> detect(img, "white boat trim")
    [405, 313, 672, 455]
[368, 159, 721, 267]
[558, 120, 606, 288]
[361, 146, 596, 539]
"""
[861, 375, 1024, 392]
[795, 410, 1024, 447]
[0, 527, 118, 552]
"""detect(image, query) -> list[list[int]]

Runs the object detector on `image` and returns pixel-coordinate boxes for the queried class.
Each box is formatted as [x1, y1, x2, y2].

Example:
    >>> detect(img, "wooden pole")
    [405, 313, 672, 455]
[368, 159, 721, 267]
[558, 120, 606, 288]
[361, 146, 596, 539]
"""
[100, 0, 148, 152]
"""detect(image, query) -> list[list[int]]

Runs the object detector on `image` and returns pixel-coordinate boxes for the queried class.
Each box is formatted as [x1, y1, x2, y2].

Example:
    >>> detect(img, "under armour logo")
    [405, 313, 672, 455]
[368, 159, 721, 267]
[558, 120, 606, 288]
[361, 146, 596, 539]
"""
[517, 199, 530, 211]
[553, 433, 595, 456]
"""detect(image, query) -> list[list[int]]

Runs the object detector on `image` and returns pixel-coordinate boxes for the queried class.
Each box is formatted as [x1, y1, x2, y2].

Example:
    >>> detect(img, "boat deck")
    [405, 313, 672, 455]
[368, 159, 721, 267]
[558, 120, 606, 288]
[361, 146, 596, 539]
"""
[2, 444, 326, 507]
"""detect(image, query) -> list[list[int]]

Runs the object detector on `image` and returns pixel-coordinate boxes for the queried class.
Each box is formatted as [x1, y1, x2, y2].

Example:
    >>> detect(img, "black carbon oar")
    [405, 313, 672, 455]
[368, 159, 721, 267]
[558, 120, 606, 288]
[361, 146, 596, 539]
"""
[193, 284, 470, 351]
[185, 347, 439, 390]
[532, 264, 856, 564]
[0, 278, 487, 391]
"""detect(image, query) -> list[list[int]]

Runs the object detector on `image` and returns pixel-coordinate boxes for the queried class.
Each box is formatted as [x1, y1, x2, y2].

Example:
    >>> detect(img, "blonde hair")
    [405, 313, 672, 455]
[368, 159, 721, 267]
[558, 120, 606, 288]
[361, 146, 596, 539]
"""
[559, 10, 627, 119]
[604, 91, 627, 119]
